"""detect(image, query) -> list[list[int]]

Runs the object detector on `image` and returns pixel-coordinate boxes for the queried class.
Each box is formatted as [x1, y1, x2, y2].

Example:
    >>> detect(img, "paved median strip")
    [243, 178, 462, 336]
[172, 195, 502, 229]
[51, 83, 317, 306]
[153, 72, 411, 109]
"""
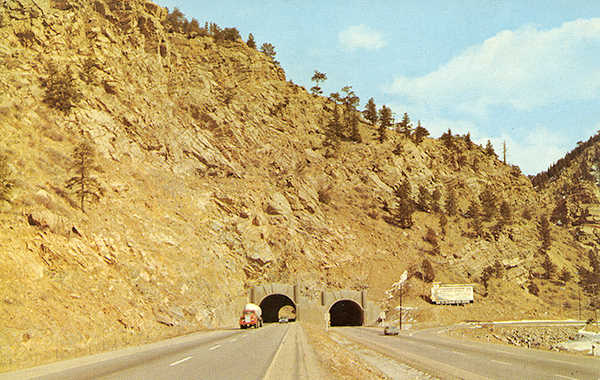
[169, 356, 192, 367]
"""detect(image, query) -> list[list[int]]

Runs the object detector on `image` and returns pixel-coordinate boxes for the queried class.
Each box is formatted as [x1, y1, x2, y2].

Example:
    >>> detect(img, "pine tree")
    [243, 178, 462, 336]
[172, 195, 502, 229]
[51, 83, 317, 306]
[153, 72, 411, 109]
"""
[558, 267, 572, 284]
[378, 105, 393, 143]
[422, 259, 435, 283]
[412, 121, 429, 145]
[0, 154, 13, 203]
[324, 104, 342, 147]
[260, 43, 276, 61]
[431, 188, 442, 214]
[538, 215, 552, 254]
[485, 140, 496, 157]
[465, 132, 473, 149]
[480, 265, 495, 296]
[541, 254, 557, 280]
[390, 180, 414, 228]
[479, 184, 497, 222]
[363, 98, 378, 125]
[397, 112, 411, 136]
[578, 251, 600, 299]
[41, 63, 81, 114]
[445, 185, 458, 216]
[499, 200, 512, 227]
[310, 71, 327, 95]
[349, 112, 362, 143]
[441, 128, 454, 150]
[247, 33, 256, 49]
[439, 214, 448, 235]
[65, 141, 103, 212]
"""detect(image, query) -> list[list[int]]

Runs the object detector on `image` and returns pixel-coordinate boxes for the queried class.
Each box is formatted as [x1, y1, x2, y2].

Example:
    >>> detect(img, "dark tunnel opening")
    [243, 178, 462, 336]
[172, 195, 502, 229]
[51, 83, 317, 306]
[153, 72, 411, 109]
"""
[329, 300, 364, 326]
[259, 294, 296, 323]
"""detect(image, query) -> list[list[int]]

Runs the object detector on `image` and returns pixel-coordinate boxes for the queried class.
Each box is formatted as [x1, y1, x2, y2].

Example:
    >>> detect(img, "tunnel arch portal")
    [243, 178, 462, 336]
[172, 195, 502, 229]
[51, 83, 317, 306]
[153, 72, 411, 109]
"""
[329, 299, 364, 326]
[259, 294, 296, 323]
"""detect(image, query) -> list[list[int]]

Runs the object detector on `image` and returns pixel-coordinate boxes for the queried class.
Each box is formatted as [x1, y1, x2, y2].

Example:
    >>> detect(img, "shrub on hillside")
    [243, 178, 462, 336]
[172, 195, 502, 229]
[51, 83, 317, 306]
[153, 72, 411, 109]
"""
[66, 141, 103, 212]
[40, 63, 81, 114]
[0, 154, 13, 203]
[527, 281, 540, 296]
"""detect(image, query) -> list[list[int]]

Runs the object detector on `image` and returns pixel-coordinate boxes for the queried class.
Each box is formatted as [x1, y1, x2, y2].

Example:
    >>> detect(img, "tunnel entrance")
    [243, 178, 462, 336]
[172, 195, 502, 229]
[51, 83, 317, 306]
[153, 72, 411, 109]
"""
[329, 300, 364, 326]
[259, 294, 296, 323]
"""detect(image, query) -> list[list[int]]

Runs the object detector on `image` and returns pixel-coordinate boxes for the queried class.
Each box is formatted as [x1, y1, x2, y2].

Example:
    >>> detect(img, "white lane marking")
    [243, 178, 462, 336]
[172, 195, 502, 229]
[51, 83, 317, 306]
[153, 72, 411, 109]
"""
[491, 359, 512, 366]
[230, 338, 237, 342]
[424, 344, 436, 349]
[242, 334, 248, 338]
[169, 356, 192, 367]
[555, 375, 578, 380]
[450, 351, 466, 355]
[209, 344, 221, 351]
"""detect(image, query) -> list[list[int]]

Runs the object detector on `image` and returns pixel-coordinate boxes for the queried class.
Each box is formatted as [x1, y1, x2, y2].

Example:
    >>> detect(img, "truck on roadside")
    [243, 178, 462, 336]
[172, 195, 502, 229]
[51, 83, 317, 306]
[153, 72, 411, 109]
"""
[431, 282, 474, 305]
[239, 303, 263, 329]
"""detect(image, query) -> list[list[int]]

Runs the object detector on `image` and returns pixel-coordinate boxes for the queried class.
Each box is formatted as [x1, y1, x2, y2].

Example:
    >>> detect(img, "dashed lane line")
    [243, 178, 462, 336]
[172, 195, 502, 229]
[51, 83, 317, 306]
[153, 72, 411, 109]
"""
[490, 359, 512, 366]
[209, 345, 221, 351]
[169, 356, 192, 367]
[230, 338, 237, 342]
[555, 375, 578, 380]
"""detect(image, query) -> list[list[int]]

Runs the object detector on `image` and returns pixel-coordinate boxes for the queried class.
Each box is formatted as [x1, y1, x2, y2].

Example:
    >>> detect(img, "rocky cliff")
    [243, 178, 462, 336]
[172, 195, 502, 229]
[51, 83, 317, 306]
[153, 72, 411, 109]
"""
[0, 0, 591, 370]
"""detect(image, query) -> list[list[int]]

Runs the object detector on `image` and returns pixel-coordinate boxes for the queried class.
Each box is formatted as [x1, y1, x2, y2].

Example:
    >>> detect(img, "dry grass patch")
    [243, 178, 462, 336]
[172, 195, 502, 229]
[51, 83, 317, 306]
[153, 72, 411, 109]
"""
[303, 324, 390, 380]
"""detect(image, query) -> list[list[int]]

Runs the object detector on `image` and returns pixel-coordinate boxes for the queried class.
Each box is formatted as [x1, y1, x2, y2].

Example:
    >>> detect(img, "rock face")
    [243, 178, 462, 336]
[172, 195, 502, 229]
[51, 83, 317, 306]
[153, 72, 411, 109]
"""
[0, 0, 590, 370]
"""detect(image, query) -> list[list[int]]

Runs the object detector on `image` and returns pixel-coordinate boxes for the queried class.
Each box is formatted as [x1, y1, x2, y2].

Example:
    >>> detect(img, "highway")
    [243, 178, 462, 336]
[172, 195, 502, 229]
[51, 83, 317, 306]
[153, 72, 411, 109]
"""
[336, 326, 600, 380]
[1, 324, 294, 380]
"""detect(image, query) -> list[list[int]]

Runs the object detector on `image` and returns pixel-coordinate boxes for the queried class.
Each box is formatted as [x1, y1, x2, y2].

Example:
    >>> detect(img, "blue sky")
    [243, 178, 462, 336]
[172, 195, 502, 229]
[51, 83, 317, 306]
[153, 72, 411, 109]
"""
[153, 1, 600, 175]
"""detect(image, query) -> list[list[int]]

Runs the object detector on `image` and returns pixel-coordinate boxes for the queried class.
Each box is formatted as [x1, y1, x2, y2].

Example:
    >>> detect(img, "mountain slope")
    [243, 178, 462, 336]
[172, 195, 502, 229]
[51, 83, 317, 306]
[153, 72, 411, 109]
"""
[0, 0, 589, 370]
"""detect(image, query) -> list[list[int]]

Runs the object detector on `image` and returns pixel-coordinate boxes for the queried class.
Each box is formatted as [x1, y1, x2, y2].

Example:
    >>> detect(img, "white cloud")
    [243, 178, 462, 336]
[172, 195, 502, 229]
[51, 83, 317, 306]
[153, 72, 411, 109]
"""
[388, 18, 600, 115]
[339, 24, 386, 50]
[473, 127, 566, 175]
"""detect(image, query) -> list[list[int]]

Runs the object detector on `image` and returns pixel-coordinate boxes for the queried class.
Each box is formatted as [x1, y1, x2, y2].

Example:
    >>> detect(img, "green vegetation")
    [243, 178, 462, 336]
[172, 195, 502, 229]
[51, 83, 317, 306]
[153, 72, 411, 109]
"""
[66, 141, 103, 213]
[377, 105, 392, 143]
[329, 86, 361, 143]
[387, 180, 414, 228]
[163, 7, 241, 43]
[0, 154, 13, 203]
[538, 215, 552, 255]
[363, 98, 378, 125]
[397, 112, 411, 136]
[310, 71, 327, 95]
[80, 57, 100, 85]
[445, 185, 458, 216]
[40, 63, 81, 114]
[412, 121, 429, 145]
[260, 43, 277, 62]
[578, 251, 600, 308]
[246, 33, 256, 49]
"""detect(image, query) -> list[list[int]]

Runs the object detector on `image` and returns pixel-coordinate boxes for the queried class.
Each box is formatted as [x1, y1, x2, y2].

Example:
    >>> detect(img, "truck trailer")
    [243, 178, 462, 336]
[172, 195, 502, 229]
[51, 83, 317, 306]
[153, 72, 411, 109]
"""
[239, 303, 263, 329]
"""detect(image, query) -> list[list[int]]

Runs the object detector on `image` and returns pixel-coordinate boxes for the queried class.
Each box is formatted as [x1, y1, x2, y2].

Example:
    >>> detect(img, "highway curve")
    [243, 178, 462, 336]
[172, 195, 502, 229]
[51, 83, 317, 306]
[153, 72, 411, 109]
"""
[335, 326, 600, 380]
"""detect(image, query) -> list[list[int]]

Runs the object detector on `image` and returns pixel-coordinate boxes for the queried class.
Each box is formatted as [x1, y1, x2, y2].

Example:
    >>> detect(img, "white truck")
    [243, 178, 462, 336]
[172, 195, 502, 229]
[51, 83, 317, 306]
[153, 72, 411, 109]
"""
[239, 303, 263, 329]
[431, 283, 474, 305]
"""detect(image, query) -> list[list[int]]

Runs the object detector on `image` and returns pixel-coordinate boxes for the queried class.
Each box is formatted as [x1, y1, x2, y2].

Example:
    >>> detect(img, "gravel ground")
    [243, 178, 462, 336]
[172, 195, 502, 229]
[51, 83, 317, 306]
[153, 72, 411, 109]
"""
[446, 324, 586, 351]
[303, 324, 436, 380]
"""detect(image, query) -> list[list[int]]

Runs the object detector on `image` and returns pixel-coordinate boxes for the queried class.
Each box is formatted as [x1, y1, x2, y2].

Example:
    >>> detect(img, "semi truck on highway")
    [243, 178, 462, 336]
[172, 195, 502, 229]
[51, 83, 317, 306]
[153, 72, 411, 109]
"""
[431, 282, 474, 305]
[239, 303, 263, 329]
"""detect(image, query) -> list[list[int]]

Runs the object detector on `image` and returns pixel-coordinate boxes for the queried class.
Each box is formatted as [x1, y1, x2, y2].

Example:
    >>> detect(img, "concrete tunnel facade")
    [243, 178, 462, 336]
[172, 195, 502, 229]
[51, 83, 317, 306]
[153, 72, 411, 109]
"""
[244, 283, 381, 327]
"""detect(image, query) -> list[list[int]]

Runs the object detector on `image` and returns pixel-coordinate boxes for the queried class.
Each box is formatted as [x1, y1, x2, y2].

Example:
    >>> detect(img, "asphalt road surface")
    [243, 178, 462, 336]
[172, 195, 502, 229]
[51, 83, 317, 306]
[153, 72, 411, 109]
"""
[336, 326, 600, 380]
[1, 323, 293, 380]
